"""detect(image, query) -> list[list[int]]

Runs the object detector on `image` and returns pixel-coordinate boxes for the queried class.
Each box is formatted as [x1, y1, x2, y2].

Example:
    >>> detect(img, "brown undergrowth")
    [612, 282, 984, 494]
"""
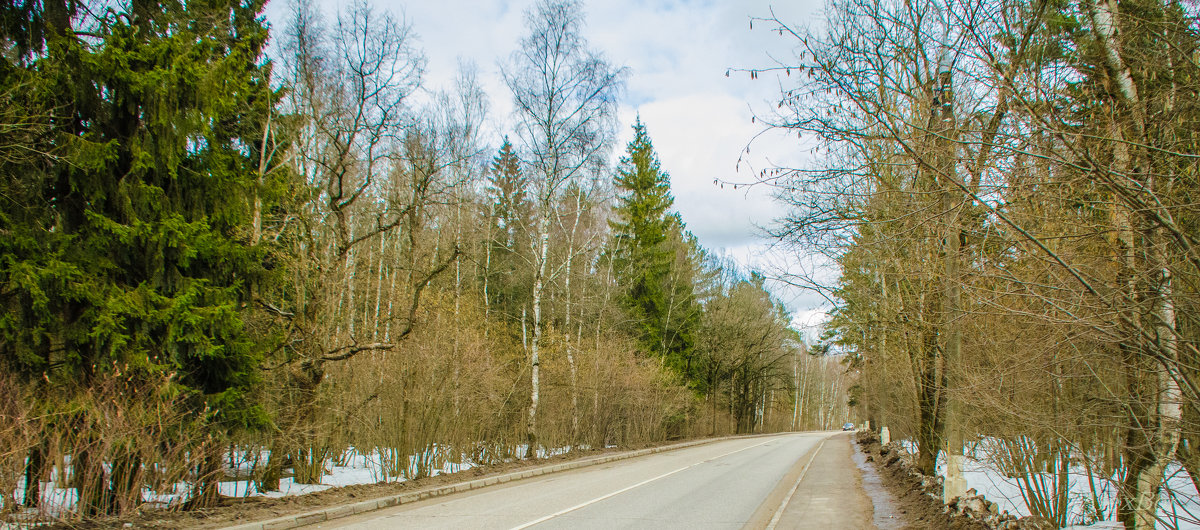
[39, 444, 640, 529]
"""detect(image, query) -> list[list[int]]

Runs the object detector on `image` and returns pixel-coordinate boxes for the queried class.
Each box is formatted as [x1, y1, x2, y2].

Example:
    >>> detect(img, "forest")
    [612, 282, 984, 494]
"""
[0, 0, 852, 521]
[754, 0, 1200, 526]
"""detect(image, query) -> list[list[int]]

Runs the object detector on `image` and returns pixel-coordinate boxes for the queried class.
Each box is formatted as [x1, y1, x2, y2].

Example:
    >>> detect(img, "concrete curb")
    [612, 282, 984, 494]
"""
[221, 435, 765, 530]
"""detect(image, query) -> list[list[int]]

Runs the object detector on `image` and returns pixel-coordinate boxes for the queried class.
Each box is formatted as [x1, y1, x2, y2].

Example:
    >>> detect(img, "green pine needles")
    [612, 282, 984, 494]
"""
[1, 0, 282, 514]
[610, 118, 700, 382]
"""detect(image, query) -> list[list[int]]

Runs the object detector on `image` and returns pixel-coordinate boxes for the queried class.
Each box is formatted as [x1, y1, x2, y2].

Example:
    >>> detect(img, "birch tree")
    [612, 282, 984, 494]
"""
[502, 0, 623, 457]
[255, 0, 482, 488]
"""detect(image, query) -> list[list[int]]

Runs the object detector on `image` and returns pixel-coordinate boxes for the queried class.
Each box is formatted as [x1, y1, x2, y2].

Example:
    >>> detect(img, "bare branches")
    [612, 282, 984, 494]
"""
[380, 246, 465, 348]
[755, 0, 1200, 521]
[319, 342, 395, 363]
[282, 0, 424, 257]
[501, 0, 626, 206]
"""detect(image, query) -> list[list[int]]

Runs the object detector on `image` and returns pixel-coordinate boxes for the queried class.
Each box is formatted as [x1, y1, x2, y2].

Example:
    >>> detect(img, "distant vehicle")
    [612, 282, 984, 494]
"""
[841, 422, 855, 431]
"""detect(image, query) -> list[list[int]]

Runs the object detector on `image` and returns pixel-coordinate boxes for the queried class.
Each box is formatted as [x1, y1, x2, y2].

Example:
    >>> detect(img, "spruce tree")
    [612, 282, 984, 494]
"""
[485, 137, 533, 325]
[0, 0, 281, 513]
[489, 137, 531, 249]
[610, 118, 697, 376]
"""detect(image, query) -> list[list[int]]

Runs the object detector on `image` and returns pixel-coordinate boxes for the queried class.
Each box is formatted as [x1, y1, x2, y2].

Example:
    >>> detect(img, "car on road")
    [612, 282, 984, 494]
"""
[841, 422, 855, 431]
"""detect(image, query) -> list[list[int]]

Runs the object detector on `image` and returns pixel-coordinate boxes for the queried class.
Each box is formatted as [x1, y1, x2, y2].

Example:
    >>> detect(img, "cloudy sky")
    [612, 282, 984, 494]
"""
[266, 0, 831, 334]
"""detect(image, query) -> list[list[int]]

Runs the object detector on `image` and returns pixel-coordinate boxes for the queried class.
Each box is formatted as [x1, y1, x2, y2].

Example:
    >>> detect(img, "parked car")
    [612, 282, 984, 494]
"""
[841, 422, 855, 431]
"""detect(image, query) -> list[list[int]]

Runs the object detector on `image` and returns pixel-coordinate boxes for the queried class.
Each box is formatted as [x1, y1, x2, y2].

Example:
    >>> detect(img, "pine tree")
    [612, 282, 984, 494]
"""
[485, 137, 533, 325]
[0, 0, 281, 513]
[610, 118, 697, 375]
[490, 137, 530, 237]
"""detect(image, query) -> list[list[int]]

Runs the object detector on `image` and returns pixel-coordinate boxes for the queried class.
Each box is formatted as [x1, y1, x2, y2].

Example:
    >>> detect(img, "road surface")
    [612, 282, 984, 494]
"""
[308, 431, 871, 529]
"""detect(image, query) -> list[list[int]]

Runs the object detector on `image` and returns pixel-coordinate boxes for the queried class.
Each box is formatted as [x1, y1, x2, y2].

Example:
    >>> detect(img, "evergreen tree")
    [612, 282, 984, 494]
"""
[660, 217, 703, 377]
[485, 137, 533, 324]
[0, 0, 281, 513]
[610, 118, 697, 377]
[489, 137, 531, 248]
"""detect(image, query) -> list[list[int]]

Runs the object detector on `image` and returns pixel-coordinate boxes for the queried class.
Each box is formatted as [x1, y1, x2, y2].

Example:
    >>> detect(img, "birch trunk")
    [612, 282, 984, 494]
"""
[372, 232, 387, 342]
[563, 192, 583, 445]
[526, 215, 549, 458]
[1085, 0, 1182, 525]
[483, 206, 493, 340]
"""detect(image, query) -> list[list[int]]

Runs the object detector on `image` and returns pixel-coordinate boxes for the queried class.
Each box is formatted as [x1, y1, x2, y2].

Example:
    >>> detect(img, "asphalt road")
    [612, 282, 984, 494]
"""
[310, 431, 856, 530]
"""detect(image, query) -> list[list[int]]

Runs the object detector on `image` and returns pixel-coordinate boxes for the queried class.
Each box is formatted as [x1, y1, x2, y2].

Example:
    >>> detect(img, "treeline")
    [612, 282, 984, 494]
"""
[0, 0, 839, 520]
[757, 0, 1200, 527]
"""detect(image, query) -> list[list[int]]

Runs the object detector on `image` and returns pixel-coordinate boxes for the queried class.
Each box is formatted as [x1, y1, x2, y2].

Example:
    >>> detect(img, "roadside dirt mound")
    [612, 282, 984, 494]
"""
[855, 430, 983, 530]
[854, 432, 1055, 530]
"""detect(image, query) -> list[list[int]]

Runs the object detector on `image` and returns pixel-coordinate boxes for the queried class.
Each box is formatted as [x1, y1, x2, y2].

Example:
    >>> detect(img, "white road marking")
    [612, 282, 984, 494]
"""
[765, 437, 827, 530]
[507, 437, 783, 530]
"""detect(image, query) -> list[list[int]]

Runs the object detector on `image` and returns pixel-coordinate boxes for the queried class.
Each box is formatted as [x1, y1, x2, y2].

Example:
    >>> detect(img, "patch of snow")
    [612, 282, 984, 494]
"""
[5, 443, 580, 519]
[510, 444, 573, 460]
[216, 478, 333, 498]
[142, 482, 191, 508]
[889, 437, 1200, 529]
[896, 439, 918, 455]
[956, 457, 1029, 519]
[1160, 465, 1200, 529]
[10, 479, 79, 518]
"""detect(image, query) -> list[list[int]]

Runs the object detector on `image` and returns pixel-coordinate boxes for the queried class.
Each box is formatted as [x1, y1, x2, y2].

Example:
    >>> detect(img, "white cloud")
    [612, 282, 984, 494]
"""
[272, 0, 832, 318]
[620, 93, 778, 248]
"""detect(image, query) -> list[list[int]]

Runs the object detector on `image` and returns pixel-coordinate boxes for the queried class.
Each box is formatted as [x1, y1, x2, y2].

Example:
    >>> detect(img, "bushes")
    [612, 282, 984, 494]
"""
[1, 372, 220, 519]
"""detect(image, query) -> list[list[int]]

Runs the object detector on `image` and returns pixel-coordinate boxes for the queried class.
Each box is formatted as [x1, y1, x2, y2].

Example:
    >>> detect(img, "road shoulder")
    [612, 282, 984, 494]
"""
[747, 431, 874, 530]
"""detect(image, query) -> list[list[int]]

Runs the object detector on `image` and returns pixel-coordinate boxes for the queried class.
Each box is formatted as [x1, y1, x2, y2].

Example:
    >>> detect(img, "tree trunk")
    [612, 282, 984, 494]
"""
[483, 207, 493, 341]
[1085, 1, 1182, 524]
[372, 232, 387, 342]
[526, 215, 550, 459]
[792, 350, 800, 431]
[23, 444, 43, 508]
[915, 317, 945, 477]
[384, 233, 399, 342]
[563, 192, 583, 445]
[256, 443, 285, 493]
[1127, 260, 1183, 529]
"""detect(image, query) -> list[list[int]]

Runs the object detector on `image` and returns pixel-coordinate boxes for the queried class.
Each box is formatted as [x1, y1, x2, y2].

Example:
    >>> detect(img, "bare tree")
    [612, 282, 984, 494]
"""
[502, 0, 624, 458]
[254, 0, 481, 489]
[753, 0, 1200, 524]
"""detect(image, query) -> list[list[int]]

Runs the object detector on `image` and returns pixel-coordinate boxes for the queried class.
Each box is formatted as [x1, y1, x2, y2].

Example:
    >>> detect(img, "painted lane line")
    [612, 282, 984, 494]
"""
[765, 437, 828, 530]
[508, 437, 782, 530]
